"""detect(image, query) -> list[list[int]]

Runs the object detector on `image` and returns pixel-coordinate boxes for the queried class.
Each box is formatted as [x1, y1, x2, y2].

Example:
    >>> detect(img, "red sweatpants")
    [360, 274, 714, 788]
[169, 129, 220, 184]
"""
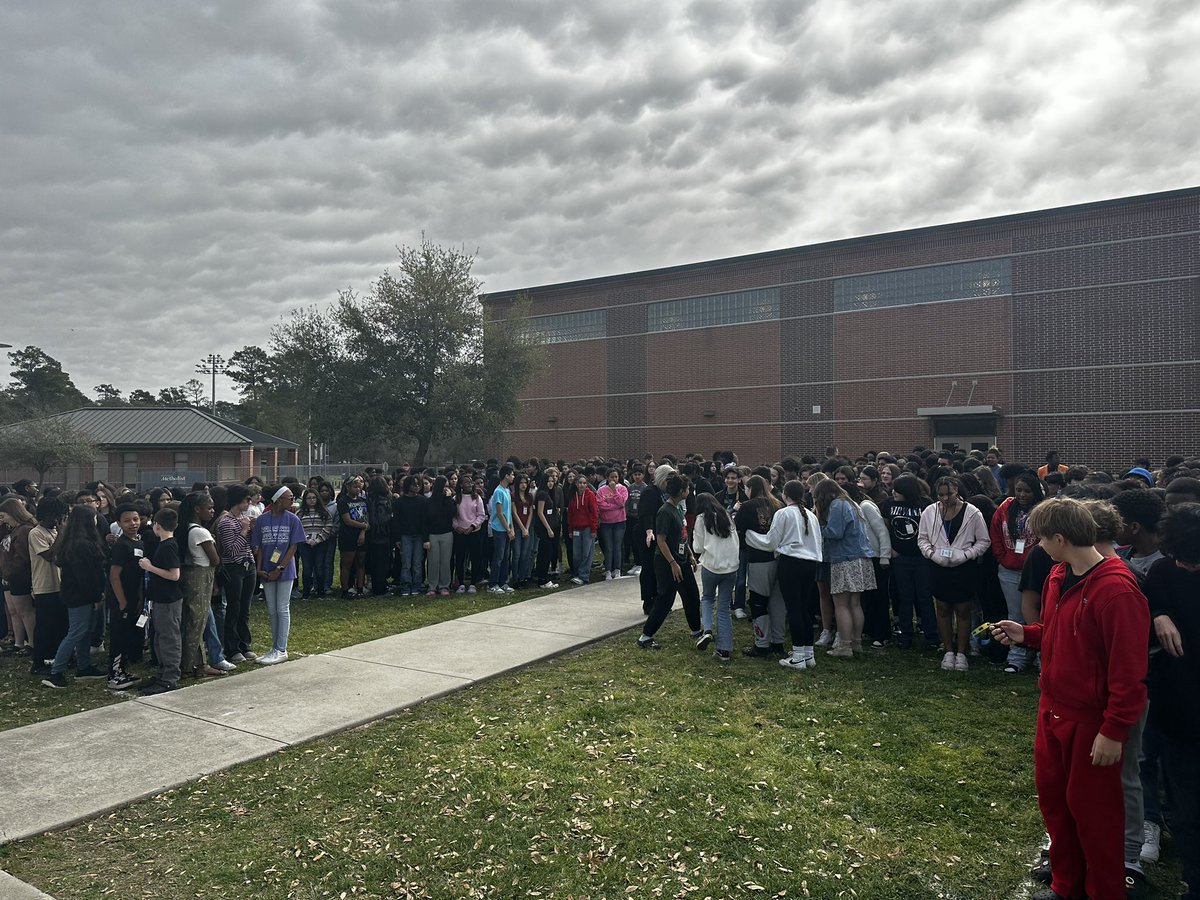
[1034, 707, 1125, 900]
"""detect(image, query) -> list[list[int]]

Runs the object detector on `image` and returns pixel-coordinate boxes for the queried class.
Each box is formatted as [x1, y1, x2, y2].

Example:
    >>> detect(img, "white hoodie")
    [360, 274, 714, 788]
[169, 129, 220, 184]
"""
[746, 504, 823, 561]
[693, 516, 741, 574]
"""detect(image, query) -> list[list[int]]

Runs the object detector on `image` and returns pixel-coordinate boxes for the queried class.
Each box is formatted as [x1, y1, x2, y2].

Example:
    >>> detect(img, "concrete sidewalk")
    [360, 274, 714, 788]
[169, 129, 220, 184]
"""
[0, 578, 644, 846]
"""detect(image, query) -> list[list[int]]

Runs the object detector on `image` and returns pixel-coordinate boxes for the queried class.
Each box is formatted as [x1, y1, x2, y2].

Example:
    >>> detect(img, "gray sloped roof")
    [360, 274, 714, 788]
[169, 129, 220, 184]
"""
[24, 407, 299, 449]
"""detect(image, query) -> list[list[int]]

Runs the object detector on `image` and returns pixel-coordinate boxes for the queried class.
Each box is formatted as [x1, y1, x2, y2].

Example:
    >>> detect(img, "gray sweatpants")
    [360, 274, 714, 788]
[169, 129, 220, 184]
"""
[152, 600, 183, 687]
[1123, 704, 1148, 864]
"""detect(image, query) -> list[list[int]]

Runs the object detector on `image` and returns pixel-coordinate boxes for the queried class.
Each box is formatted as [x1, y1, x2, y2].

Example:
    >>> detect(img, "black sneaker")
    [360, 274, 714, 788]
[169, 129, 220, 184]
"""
[695, 632, 713, 651]
[714, 649, 731, 662]
[75, 666, 107, 680]
[1030, 889, 1069, 900]
[1124, 866, 1147, 898]
[30, 662, 50, 676]
[637, 638, 662, 651]
[138, 679, 177, 696]
[768, 643, 785, 654]
[41, 672, 70, 689]
[741, 644, 773, 658]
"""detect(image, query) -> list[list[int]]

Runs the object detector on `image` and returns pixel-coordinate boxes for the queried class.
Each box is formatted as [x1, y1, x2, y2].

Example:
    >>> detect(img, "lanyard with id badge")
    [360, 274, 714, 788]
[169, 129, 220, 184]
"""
[133, 545, 151, 627]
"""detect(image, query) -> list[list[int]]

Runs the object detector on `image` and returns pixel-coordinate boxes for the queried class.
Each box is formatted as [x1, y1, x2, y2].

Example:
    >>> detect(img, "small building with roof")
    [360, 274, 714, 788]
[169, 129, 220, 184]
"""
[0, 406, 300, 489]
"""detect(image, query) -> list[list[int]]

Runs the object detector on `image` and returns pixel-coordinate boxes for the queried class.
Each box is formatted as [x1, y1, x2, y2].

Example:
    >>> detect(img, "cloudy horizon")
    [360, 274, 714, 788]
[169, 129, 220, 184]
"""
[2, 0, 1197, 403]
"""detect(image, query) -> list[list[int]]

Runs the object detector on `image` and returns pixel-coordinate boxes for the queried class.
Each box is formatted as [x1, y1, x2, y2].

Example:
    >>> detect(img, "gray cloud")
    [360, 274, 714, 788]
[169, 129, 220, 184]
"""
[0, 0, 1197, 401]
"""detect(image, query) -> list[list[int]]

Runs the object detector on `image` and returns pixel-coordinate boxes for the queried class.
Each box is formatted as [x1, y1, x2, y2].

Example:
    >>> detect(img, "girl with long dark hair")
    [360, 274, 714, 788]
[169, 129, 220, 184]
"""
[989, 471, 1046, 674]
[177, 492, 224, 678]
[42, 505, 107, 687]
[887, 474, 937, 649]
[423, 475, 457, 595]
[0, 497, 37, 654]
[692, 493, 739, 660]
[297, 489, 332, 599]
[746, 480, 823, 669]
[737, 475, 785, 657]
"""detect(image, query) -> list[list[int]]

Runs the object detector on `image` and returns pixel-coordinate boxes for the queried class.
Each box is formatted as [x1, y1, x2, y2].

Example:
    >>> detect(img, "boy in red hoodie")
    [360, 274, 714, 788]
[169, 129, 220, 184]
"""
[993, 497, 1149, 900]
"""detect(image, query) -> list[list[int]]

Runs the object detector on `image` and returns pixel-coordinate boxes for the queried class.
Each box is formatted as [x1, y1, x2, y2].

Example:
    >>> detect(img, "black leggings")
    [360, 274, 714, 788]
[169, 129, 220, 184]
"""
[643, 555, 701, 638]
[32, 592, 67, 665]
[533, 534, 559, 583]
[777, 555, 819, 647]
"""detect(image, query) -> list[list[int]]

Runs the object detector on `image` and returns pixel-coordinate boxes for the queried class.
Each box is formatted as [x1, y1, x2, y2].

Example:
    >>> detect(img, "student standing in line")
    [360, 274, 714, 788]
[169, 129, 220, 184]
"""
[251, 486, 305, 665]
[991, 472, 1046, 674]
[0, 497, 37, 656]
[919, 476, 991, 672]
[336, 477, 369, 599]
[746, 480, 823, 670]
[488, 466, 516, 593]
[533, 470, 562, 589]
[296, 489, 333, 599]
[637, 474, 702, 651]
[391, 475, 426, 597]
[714, 465, 750, 619]
[218, 485, 258, 662]
[596, 468, 628, 581]
[637, 466, 674, 614]
[509, 474, 536, 589]
[622, 466, 647, 576]
[566, 472, 599, 585]
[317, 482, 338, 596]
[453, 477, 486, 593]
[812, 479, 874, 658]
[839, 468, 892, 649]
[42, 505, 107, 688]
[737, 474, 785, 658]
[423, 476, 457, 596]
[691, 493, 740, 660]
[178, 492, 224, 679]
[28, 496, 67, 677]
[138, 508, 184, 696]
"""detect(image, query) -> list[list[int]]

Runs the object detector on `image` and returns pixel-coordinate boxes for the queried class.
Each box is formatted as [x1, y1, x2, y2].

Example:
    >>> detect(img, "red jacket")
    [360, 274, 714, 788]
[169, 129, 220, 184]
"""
[1023, 556, 1149, 742]
[989, 498, 1039, 571]
[566, 487, 598, 535]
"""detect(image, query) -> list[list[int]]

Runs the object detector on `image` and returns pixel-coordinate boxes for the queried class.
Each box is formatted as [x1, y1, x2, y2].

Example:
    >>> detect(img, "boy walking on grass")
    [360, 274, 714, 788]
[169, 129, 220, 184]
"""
[993, 497, 1149, 900]
[138, 508, 183, 696]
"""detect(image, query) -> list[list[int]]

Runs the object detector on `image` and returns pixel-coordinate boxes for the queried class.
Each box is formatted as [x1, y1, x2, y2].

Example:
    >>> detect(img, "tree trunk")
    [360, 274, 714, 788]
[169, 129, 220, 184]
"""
[413, 433, 431, 467]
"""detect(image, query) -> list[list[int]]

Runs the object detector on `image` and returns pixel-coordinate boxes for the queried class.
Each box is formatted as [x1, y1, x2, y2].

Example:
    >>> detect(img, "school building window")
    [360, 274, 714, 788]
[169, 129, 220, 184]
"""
[647, 287, 780, 332]
[527, 309, 607, 344]
[834, 258, 1012, 312]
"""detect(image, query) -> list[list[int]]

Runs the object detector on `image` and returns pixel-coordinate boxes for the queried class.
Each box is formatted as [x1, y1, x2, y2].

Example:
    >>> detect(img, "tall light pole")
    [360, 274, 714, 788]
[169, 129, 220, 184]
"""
[195, 354, 228, 414]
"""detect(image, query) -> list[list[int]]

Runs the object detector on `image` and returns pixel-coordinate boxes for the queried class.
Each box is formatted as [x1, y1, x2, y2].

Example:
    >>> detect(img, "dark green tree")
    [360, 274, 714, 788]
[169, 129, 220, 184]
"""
[238, 239, 544, 465]
[0, 347, 88, 422]
[93, 384, 124, 404]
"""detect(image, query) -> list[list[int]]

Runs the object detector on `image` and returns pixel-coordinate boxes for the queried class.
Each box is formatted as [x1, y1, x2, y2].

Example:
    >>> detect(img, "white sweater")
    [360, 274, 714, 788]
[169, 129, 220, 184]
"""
[745, 505, 823, 562]
[693, 517, 741, 574]
[859, 498, 893, 562]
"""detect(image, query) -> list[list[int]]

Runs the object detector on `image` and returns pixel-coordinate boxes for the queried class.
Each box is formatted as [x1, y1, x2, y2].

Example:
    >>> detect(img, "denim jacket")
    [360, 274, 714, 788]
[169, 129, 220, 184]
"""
[820, 498, 872, 563]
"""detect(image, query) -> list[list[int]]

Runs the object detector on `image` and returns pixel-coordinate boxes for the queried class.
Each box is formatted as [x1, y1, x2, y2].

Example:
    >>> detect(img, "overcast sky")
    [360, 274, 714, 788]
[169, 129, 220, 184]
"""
[2, 0, 1197, 402]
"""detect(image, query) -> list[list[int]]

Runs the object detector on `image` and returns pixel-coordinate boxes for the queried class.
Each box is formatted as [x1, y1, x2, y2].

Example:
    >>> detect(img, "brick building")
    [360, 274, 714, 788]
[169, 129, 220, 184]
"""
[0, 406, 299, 489]
[485, 187, 1200, 472]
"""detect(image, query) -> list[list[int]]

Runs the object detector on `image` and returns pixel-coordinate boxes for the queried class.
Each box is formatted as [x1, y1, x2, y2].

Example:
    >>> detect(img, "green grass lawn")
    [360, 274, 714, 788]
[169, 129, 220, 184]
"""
[0, 583, 568, 732]
[3, 614, 1186, 900]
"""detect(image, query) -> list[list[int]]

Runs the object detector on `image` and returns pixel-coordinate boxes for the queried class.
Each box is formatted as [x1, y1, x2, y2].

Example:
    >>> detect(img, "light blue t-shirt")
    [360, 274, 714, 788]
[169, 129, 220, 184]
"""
[489, 485, 512, 533]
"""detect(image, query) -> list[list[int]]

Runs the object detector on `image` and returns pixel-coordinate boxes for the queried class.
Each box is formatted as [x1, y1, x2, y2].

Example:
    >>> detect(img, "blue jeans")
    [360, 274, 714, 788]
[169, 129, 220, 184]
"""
[998, 567, 1029, 669]
[733, 547, 748, 609]
[571, 529, 595, 583]
[700, 568, 736, 653]
[400, 535, 425, 593]
[296, 542, 317, 594]
[263, 579, 292, 653]
[490, 530, 511, 587]
[598, 522, 626, 574]
[512, 531, 534, 584]
[891, 554, 936, 646]
[52, 604, 93, 674]
[203, 607, 225, 664]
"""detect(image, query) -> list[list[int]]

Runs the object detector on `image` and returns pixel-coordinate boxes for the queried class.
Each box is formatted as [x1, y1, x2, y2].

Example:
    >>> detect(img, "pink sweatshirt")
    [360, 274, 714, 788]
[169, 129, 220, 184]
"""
[596, 483, 628, 524]
[453, 495, 486, 532]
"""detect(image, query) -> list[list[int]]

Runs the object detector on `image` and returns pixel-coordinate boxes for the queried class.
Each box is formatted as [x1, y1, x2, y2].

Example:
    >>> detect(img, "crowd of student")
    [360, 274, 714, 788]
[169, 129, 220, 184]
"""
[1, 444, 1198, 900]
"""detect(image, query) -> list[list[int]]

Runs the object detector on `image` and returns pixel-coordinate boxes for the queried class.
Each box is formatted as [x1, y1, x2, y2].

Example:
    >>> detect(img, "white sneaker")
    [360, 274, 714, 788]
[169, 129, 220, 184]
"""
[815, 629, 834, 648]
[611, 572, 623, 580]
[540, 581, 558, 589]
[255, 650, 282, 665]
[570, 576, 584, 585]
[215, 659, 237, 671]
[954, 653, 969, 672]
[502, 585, 515, 593]
[734, 608, 747, 620]
[455, 585, 466, 595]
[629, 565, 641, 576]
[604, 570, 613, 581]
[802, 647, 817, 669]
[487, 586, 505, 594]
[1141, 820, 1161, 864]
[941, 651, 956, 671]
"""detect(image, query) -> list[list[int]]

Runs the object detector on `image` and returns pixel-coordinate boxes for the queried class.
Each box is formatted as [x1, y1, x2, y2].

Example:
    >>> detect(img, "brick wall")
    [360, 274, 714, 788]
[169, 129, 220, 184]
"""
[496, 189, 1200, 470]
